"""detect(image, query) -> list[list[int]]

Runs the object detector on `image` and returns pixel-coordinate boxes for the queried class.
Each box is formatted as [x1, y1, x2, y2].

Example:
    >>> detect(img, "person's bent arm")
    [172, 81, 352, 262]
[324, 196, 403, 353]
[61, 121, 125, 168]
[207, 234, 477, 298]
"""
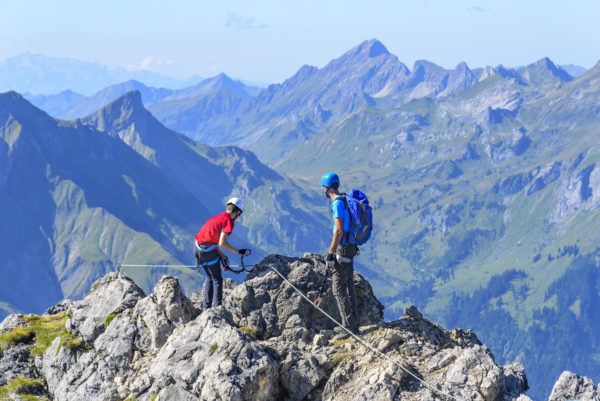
[328, 217, 345, 254]
[219, 231, 238, 255]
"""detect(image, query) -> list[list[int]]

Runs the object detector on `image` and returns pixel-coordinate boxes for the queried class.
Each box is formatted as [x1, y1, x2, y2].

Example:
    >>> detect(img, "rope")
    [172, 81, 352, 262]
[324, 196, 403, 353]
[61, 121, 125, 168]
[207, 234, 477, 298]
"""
[118, 264, 196, 269]
[265, 262, 464, 401]
[116, 263, 249, 270]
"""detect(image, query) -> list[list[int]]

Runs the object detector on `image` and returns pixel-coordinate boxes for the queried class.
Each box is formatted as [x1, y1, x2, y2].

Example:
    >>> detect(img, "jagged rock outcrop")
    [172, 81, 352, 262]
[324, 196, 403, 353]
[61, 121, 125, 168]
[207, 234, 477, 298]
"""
[1, 254, 535, 400]
[548, 371, 600, 401]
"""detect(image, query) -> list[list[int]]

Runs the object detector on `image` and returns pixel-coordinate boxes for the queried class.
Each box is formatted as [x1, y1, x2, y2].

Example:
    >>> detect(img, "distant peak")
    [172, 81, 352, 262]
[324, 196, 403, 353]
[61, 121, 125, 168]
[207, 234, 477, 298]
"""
[454, 61, 470, 71]
[523, 57, 572, 82]
[413, 60, 442, 71]
[350, 39, 390, 59]
[96, 90, 145, 117]
[361, 39, 390, 57]
[115, 90, 143, 105]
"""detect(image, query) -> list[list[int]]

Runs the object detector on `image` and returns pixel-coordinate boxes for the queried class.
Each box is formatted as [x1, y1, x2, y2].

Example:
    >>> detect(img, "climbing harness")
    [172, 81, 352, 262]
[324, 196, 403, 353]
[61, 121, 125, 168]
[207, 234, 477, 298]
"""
[265, 262, 465, 401]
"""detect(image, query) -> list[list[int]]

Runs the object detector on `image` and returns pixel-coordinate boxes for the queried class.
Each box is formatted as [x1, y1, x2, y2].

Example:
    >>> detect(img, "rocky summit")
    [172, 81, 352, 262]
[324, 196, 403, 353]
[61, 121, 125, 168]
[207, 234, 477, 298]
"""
[0, 253, 591, 401]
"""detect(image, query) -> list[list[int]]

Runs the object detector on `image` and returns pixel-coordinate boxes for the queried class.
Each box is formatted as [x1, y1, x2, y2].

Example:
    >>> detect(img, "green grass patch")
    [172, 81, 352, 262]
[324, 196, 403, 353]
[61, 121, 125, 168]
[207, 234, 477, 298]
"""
[0, 313, 69, 356]
[331, 337, 351, 348]
[209, 342, 218, 355]
[0, 377, 45, 399]
[23, 313, 69, 356]
[365, 327, 385, 337]
[0, 313, 89, 357]
[238, 326, 258, 339]
[331, 351, 350, 365]
[151, 394, 158, 401]
[104, 313, 118, 328]
[57, 331, 90, 355]
[0, 326, 35, 351]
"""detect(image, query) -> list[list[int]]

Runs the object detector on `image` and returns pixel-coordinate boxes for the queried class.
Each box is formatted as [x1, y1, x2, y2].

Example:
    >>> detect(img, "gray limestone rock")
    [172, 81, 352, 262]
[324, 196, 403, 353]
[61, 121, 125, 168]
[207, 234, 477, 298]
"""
[133, 275, 197, 352]
[0, 314, 25, 334]
[548, 371, 600, 401]
[65, 272, 145, 344]
[0, 345, 36, 386]
[226, 253, 383, 340]
[43, 299, 74, 316]
[3, 255, 537, 401]
[136, 307, 279, 401]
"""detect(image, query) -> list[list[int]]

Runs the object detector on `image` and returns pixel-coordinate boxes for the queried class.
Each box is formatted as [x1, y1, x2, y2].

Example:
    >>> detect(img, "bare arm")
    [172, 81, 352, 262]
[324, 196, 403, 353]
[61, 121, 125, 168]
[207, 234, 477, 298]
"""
[218, 231, 238, 255]
[328, 217, 345, 254]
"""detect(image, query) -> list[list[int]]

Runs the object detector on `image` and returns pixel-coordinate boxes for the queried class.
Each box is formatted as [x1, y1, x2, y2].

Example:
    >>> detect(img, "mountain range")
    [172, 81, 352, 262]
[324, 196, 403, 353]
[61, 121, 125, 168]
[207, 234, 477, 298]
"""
[2, 38, 600, 399]
[0, 90, 330, 321]
[0, 53, 207, 96]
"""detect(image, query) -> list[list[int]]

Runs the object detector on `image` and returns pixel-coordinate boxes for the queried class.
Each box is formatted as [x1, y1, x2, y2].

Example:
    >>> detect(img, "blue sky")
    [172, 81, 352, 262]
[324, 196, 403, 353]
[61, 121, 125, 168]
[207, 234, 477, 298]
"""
[3, 0, 598, 83]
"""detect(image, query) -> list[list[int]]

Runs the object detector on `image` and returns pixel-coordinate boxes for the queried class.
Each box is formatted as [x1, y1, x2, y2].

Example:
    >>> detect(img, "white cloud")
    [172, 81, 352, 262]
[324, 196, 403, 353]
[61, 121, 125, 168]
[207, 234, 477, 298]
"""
[225, 12, 269, 30]
[127, 56, 175, 71]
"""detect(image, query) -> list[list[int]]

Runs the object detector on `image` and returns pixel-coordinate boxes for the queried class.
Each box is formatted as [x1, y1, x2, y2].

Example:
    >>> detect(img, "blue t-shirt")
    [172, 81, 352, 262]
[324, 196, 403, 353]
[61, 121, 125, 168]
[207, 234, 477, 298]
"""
[331, 197, 350, 244]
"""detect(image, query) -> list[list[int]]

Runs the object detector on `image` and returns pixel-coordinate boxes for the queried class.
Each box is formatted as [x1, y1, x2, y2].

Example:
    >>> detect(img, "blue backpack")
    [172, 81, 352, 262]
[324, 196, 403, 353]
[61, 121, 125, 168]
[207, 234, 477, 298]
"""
[337, 190, 373, 245]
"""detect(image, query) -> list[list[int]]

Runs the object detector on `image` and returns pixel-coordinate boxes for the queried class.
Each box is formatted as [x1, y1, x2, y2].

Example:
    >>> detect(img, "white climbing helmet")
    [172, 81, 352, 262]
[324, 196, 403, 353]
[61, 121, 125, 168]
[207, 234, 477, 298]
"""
[226, 197, 244, 213]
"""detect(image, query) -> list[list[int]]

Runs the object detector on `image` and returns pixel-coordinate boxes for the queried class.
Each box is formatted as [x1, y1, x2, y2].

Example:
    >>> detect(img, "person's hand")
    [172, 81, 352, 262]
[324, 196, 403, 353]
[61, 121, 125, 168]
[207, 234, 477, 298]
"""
[325, 253, 335, 269]
[238, 248, 251, 257]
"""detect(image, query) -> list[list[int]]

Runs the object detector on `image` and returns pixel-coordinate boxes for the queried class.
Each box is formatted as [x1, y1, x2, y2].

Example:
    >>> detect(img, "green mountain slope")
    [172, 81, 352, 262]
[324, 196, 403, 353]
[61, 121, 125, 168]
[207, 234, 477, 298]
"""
[81, 91, 331, 258]
[0, 92, 213, 315]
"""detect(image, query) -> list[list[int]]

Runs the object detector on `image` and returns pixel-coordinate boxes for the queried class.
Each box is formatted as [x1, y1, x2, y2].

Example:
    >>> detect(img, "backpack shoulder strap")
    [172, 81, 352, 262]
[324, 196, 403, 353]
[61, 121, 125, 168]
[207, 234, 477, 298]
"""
[333, 193, 350, 244]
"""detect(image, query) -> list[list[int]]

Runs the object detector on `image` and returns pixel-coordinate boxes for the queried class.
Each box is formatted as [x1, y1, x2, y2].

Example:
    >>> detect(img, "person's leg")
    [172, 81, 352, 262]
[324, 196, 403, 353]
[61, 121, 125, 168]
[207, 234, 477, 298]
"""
[203, 270, 213, 309]
[346, 260, 359, 333]
[332, 262, 352, 329]
[209, 263, 223, 307]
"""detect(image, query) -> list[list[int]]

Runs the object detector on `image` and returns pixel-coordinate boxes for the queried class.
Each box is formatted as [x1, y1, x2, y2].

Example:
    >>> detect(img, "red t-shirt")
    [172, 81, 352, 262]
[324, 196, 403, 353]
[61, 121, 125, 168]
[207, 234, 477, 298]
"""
[195, 212, 234, 245]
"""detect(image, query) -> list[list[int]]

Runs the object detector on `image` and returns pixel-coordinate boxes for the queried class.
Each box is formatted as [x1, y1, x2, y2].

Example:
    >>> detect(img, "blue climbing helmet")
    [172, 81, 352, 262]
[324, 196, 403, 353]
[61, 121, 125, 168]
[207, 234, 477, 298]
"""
[321, 173, 340, 189]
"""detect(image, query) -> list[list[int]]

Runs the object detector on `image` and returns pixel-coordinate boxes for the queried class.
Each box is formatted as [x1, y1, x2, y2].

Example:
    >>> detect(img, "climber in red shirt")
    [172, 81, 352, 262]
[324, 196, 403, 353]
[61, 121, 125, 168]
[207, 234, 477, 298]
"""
[194, 198, 251, 309]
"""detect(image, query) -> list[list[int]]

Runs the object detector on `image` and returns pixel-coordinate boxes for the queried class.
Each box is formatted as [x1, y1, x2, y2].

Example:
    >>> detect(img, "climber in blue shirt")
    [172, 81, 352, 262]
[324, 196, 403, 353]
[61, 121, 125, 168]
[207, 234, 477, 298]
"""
[321, 172, 359, 335]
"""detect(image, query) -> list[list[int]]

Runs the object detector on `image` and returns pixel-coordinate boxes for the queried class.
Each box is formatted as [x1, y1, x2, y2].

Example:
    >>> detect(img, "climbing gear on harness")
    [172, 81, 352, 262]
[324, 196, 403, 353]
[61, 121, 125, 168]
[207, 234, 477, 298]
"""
[226, 253, 256, 274]
[336, 254, 352, 264]
[325, 253, 335, 268]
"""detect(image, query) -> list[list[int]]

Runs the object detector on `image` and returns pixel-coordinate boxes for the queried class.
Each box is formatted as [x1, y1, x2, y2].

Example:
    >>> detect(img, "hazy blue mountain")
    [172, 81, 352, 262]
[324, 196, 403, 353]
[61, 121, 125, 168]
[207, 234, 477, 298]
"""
[518, 57, 573, 85]
[165, 73, 262, 99]
[26, 74, 262, 121]
[147, 87, 247, 140]
[148, 40, 480, 163]
[560, 64, 588, 78]
[57, 80, 175, 120]
[0, 53, 203, 95]
[23, 89, 86, 117]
